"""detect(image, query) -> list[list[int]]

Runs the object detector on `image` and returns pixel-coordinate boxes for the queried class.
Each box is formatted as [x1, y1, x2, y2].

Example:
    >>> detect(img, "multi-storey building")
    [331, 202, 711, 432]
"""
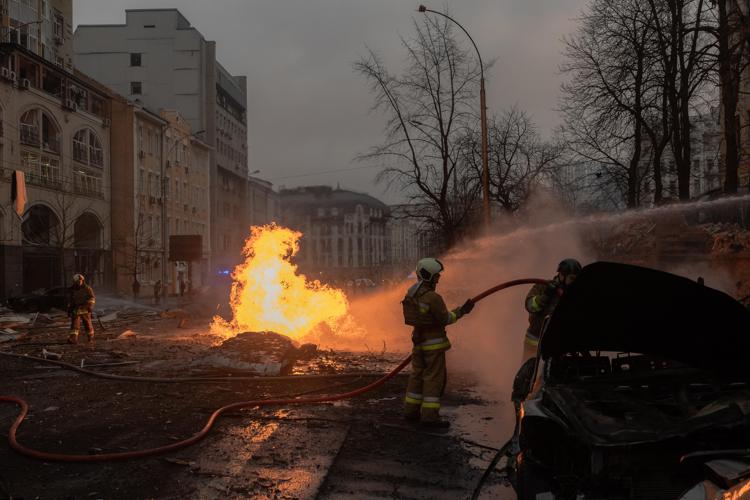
[0, 0, 73, 70]
[641, 107, 722, 201]
[247, 174, 279, 229]
[279, 186, 390, 280]
[161, 109, 210, 292]
[0, 4, 111, 298]
[387, 204, 430, 270]
[74, 9, 249, 280]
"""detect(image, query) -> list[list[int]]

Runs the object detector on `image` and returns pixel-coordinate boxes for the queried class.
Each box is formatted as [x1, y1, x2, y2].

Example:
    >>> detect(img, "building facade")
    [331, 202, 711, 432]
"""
[0, 0, 73, 70]
[279, 186, 390, 281]
[74, 8, 249, 280]
[0, 27, 111, 298]
[641, 107, 722, 201]
[161, 109, 210, 293]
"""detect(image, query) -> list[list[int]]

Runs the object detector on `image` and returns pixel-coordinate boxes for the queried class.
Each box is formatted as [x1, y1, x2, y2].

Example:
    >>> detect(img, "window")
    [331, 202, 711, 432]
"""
[130, 81, 142, 95]
[73, 129, 103, 167]
[130, 53, 141, 67]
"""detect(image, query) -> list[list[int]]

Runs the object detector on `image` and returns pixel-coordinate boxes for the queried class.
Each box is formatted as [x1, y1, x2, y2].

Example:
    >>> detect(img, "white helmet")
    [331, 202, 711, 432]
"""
[72, 273, 84, 284]
[416, 258, 444, 282]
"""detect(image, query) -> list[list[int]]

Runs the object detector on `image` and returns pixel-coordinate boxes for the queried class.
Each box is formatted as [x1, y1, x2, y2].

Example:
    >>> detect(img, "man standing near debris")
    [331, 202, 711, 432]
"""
[154, 280, 162, 305]
[523, 258, 581, 361]
[402, 258, 474, 428]
[68, 274, 96, 344]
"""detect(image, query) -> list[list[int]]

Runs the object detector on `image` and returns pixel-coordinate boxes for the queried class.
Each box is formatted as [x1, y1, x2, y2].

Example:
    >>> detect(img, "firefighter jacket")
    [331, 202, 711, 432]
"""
[68, 284, 95, 316]
[404, 281, 461, 353]
[524, 277, 560, 343]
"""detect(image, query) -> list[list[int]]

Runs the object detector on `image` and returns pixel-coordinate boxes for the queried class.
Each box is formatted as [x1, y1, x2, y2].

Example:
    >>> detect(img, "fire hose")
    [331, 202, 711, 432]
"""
[0, 278, 546, 463]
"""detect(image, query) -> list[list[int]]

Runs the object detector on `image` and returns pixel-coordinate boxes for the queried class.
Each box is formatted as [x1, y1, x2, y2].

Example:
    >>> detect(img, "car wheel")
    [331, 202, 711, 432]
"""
[517, 456, 554, 500]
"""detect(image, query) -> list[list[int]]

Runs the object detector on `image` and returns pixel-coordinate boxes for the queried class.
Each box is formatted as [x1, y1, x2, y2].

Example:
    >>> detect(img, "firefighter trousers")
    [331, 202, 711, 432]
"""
[404, 349, 447, 422]
[70, 312, 94, 339]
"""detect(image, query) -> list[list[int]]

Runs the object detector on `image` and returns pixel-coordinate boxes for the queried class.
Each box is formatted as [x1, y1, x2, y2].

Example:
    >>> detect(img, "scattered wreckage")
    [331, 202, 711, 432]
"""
[509, 262, 750, 499]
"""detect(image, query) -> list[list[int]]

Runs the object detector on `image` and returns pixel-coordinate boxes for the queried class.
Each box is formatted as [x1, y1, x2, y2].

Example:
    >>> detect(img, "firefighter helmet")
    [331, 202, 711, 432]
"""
[557, 258, 582, 276]
[416, 258, 444, 282]
[72, 273, 85, 284]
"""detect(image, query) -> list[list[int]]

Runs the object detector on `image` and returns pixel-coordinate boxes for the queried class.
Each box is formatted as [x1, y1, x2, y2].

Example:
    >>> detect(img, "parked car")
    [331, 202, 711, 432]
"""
[509, 262, 750, 500]
[6, 287, 69, 313]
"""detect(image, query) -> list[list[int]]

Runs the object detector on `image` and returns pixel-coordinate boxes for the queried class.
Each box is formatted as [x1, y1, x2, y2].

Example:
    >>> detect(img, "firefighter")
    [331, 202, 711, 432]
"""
[402, 258, 475, 428]
[523, 258, 581, 361]
[67, 274, 96, 344]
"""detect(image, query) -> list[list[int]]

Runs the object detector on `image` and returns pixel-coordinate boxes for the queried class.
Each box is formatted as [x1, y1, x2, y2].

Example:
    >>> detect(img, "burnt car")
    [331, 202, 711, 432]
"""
[6, 287, 69, 313]
[509, 262, 750, 500]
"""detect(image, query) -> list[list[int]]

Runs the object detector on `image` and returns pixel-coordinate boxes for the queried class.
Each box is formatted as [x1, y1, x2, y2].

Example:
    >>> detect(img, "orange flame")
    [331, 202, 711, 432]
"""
[211, 224, 349, 339]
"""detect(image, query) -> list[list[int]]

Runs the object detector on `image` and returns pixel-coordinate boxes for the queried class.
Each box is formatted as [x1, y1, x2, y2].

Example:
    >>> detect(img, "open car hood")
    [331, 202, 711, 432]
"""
[540, 262, 750, 377]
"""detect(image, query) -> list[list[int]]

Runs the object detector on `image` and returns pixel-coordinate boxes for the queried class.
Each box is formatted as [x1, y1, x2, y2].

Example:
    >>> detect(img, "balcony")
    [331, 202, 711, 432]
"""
[25, 172, 62, 189]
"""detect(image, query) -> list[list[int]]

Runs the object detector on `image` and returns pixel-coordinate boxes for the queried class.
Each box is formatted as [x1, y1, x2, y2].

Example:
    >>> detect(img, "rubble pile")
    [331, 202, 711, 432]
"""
[192, 331, 319, 376]
[701, 222, 750, 255]
[588, 218, 657, 260]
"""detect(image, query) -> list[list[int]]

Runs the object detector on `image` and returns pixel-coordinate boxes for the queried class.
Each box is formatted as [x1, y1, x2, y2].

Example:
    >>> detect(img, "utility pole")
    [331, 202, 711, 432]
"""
[418, 5, 491, 226]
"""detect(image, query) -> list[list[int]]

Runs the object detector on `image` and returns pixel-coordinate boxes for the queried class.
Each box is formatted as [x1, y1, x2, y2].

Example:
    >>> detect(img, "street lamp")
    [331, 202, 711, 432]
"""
[417, 5, 490, 226]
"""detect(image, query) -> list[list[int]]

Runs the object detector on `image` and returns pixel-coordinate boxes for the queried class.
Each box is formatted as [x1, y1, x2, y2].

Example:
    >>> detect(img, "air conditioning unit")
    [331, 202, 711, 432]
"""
[19, 78, 30, 90]
[63, 99, 77, 111]
[138, 150, 145, 159]
[0, 67, 9, 80]
[8, 70, 16, 83]
[102, 118, 111, 128]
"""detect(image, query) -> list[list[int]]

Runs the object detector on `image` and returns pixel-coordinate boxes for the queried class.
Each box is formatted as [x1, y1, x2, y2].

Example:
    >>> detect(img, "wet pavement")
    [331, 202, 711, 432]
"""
[0, 311, 515, 499]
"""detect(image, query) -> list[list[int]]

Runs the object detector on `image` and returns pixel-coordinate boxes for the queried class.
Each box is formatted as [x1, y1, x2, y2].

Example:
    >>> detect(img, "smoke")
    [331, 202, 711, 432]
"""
[337, 192, 594, 401]
[309, 192, 749, 402]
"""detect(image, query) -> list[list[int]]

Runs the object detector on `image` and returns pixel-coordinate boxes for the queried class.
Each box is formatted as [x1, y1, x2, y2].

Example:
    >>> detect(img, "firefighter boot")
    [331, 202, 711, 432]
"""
[67, 331, 79, 344]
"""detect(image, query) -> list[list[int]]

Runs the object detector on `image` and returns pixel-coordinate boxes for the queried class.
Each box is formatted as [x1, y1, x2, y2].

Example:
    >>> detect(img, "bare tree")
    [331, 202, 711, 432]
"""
[462, 106, 563, 212]
[647, 0, 715, 200]
[355, 12, 482, 250]
[560, 0, 660, 208]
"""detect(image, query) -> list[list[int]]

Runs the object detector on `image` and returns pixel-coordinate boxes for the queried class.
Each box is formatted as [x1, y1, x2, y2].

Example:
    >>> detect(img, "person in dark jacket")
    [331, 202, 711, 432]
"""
[523, 258, 581, 361]
[68, 274, 96, 344]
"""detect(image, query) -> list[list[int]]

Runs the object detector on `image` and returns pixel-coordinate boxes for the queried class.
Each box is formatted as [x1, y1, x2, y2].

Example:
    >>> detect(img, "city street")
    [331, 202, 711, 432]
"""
[0, 301, 513, 499]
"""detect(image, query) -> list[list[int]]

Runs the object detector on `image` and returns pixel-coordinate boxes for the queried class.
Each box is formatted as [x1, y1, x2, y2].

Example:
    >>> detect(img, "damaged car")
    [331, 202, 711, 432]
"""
[509, 262, 750, 500]
[5, 287, 68, 313]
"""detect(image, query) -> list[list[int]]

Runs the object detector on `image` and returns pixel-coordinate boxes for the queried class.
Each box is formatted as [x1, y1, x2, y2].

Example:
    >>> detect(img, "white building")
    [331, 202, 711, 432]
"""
[74, 9, 249, 279]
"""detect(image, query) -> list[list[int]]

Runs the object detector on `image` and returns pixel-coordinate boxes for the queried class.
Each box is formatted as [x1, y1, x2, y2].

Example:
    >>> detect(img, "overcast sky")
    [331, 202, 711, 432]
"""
[74, 0, 588, 203]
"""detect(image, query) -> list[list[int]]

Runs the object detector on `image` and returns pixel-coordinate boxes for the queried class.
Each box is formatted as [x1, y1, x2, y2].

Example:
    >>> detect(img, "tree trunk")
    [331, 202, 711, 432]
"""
[719, 0, 740, 194]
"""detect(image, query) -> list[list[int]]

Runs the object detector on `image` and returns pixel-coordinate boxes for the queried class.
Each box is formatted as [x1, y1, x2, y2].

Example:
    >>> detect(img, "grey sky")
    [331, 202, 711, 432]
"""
[74, 0, 587, 203]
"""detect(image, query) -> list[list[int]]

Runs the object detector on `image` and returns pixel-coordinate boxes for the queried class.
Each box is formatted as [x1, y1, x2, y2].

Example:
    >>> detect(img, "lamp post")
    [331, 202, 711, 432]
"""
[418, 5, 490, 226]
[160, 128, 205, 295]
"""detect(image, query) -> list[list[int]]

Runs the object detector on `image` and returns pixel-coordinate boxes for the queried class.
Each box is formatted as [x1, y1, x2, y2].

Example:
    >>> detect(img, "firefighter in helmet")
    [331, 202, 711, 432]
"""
[68, 273, 96, 344]
[402, 258, 475, 428]
[523, 258, 581, 361]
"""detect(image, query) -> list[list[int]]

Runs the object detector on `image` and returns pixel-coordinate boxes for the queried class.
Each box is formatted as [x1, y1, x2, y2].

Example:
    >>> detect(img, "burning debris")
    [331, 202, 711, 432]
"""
[192, 331, 318, 375]
[211, 225, 350, 341]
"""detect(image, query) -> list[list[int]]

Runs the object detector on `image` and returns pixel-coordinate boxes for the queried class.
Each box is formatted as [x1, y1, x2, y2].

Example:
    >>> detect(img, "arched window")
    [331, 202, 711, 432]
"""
[19, 109, 61, 187]
[20, 109, 60, 153]
[74, 213, 102, 249]
[73, 129, 103, 167]
[22, 205, 60, 246]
